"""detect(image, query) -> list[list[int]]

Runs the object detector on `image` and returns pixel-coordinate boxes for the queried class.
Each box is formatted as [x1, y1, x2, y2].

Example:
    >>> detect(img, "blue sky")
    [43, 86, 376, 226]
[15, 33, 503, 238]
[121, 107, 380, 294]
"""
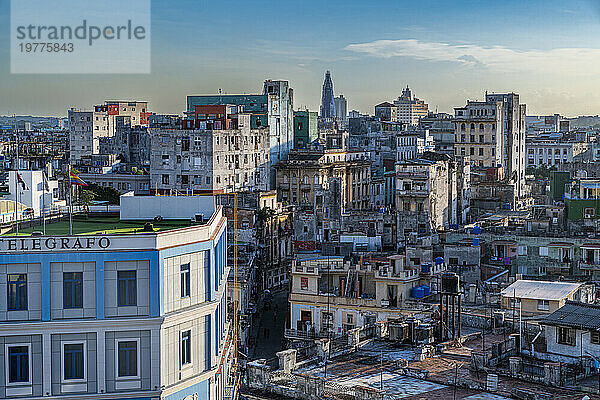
[1, 0, 600, 116]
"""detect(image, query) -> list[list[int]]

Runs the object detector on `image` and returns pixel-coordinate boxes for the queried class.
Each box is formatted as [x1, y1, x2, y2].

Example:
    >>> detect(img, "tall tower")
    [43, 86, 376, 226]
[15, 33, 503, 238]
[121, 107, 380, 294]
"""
[320, 70, 336, 119]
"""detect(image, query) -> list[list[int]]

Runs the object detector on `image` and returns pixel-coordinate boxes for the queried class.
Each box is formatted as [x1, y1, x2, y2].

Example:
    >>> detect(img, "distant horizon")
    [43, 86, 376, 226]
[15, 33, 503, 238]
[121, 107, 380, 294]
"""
[2, 0, 600, 117]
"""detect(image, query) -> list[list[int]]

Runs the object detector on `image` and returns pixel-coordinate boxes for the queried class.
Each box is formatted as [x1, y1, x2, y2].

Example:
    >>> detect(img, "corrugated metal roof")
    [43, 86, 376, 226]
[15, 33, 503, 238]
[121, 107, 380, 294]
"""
[541, 301, 600, 330]
[500, 280, 582, 301]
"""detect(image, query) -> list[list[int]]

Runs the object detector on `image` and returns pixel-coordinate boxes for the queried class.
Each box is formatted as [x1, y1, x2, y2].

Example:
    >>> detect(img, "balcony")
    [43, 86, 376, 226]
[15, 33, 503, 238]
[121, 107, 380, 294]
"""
[578, 260, 600, 271]
[376, 267, 419, 280]
[289, 292, 377, 308]
[396, 171, 428, 180]
[396, 189, 429, 197]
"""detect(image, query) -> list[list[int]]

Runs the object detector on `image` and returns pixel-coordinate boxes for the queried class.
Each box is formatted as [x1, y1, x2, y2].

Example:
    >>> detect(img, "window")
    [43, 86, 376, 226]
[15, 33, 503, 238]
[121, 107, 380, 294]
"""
[537, 300, 549, 311]
[7, 345, 29, 383]
[63, 343, 84, 380]
[63, 272, 83, 309]
[161, 174, 169, 185]
[117, 271, 137, 306]
[557, 326, 575, 346]
[592, 331, 600, 344]
[181, 330, 191, 366]
[117, 341, 138, 377]
[180, 264, 190, 298]
[300, 277, 308, 290]
[7, 274, 27, 311]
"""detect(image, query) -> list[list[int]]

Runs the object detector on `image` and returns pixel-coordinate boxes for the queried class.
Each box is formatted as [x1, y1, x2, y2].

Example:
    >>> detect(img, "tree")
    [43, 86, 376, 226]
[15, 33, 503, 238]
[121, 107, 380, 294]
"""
[86, 184, 121, 205]
[78, 189, 96, 206]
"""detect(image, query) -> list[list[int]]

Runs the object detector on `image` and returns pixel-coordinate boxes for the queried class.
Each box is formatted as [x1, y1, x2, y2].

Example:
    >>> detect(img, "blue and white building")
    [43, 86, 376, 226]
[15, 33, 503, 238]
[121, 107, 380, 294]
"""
[0, 195, 233, 400]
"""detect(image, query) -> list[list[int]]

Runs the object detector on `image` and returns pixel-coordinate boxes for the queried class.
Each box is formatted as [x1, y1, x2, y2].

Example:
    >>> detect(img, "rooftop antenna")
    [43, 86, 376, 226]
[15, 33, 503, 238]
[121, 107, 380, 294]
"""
[219, 88, 222, 105]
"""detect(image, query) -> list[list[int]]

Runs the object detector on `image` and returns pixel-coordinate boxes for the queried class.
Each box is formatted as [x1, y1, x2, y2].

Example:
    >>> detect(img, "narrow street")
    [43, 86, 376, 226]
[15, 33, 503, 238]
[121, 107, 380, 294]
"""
[249, 289, 289, 360]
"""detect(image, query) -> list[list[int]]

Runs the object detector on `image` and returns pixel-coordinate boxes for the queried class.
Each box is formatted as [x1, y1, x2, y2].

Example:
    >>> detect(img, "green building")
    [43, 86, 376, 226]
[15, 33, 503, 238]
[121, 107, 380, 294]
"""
[293, 110, 318, 149]
[565, 178, 600, 220]
[549, 171, 570, 201]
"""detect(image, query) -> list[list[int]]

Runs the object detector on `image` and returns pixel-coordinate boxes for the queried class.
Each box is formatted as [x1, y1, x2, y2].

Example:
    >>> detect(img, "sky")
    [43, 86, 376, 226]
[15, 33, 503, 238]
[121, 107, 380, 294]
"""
[1, 0, 600, 117]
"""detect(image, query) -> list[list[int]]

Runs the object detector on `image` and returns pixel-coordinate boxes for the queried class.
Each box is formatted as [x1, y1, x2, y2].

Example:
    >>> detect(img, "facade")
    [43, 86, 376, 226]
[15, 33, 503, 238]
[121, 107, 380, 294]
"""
[0, 196, 233, 400]
[257, 192, 294, 291]
[287, 255, 446, 338]
[320, 71, 336, 119]
[186, 80, 294, 188]
[453, 100, 502, 168]
[334, 95, 347, 125]
[526, 138, 589, 168]
[149, 114, 270, 194]
[68, 102, 150, 163]
[293, 110, 318, 149]
[500, 280, 590, 315]
[78, 173, 151, 195]
[393, 86, 428, 126]
[485, 93, 527, 203]
[396, 133, 418, 161]
[275, 149, 372, 211]
[5, 170, 59, 218]
[374, 102, 397, 123]
[395, 156, 450, 237]
[68, 109, 109, 163]
[540, 302, 600, 363]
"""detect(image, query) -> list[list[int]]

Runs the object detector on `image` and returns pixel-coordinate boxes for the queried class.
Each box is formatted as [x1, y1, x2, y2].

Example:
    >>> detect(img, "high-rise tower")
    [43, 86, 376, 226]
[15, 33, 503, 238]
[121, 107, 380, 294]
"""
[320, 70, 336, 119]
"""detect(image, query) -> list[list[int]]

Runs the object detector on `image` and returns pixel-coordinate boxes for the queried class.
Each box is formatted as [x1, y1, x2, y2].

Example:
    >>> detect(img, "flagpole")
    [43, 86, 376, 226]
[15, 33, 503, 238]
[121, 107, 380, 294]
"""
[69, 164, 73, 235]
[42, 170, 46, 235]
[14, 115, 19, 236]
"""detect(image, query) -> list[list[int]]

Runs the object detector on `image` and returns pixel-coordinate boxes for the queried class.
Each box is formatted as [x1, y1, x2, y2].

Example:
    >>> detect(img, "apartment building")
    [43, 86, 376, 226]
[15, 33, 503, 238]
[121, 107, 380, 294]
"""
[526, 137, 589, 168]
[396, 154, 451, 238]
[287, 255, 446, 338]
[149, 113, 270, 194]
[186, 79, 294, 187]
[68, 102, 150, 163]
[393, 86, 428, 126]
[0, 195, 232, 400]
[453, 100, 502, 168]
[275, 149, 372, 211]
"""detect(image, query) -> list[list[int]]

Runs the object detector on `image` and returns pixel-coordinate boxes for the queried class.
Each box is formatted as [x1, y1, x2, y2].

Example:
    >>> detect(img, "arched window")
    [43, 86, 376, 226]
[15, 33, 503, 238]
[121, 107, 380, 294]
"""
[479, 123, 484, 131]
[470, 123, 475, 130]
[461, 123, 466, 132]
[283, 175, 288, 184]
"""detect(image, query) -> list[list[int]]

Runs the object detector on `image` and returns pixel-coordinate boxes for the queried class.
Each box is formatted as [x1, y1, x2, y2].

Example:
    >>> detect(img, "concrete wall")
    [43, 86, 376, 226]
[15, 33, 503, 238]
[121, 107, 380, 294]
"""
[120, 194, 216, 221]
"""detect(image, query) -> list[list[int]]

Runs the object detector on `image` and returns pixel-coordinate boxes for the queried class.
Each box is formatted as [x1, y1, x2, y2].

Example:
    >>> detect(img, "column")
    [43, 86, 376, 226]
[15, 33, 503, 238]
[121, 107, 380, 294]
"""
[97, 330, 106, 393]
[41, 260, 51, 321]
[151, 328, 160, 390]
[96, 261, 104, 319]
[42, 333, 51, 395]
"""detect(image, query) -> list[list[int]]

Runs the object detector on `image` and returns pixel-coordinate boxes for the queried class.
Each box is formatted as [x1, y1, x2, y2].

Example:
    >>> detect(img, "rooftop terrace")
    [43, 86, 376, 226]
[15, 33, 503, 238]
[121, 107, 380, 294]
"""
[3, 217, 194, 236]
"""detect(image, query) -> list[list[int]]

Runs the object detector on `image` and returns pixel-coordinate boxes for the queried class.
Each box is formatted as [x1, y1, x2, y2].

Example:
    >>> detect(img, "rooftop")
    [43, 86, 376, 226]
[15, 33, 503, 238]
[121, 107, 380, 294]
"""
[500, 279, 582, 301]
[541, 301, 600, 330]
[4, 217, 194, 236]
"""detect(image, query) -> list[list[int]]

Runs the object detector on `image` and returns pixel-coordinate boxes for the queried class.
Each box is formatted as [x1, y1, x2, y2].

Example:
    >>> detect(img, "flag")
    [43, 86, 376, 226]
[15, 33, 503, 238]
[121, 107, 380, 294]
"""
[42, 171, 50, 192]
[69, 170, 88, 187]
[16, 172, 28, 190]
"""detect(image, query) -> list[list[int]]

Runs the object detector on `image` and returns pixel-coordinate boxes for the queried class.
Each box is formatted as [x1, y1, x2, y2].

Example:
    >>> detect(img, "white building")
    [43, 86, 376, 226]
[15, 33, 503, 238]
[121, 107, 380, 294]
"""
[393, 86, 428, 126]
[526, 138, 589, 168]
[0, 195, 234, 400]
[539, 302, 600, 364]
[5, 170, 60, 218]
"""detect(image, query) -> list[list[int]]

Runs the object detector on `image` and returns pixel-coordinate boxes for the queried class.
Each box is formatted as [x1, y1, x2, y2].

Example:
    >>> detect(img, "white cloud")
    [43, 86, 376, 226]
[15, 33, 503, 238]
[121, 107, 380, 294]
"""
[344, 39, 600, 75]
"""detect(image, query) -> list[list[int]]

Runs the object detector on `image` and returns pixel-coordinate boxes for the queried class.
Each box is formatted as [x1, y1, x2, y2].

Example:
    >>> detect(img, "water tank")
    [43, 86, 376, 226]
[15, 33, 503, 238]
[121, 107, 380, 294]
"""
[435, 257, 444, 265]
[422, 285, 430, 296]
[412, 286, 425, 298]
[441, 273, 460, 294]
[472, 226, 482, 234]
[421, 263, 430, 273]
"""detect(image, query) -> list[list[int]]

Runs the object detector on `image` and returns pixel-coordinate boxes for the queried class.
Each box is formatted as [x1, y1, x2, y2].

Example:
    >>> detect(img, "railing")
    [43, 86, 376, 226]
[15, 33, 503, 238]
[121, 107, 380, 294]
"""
[578, 260, 600, 270]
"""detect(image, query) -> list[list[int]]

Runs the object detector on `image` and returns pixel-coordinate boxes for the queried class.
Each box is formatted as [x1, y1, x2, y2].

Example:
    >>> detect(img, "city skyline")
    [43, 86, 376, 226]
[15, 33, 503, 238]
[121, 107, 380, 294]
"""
[1, 0, 600, 116]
